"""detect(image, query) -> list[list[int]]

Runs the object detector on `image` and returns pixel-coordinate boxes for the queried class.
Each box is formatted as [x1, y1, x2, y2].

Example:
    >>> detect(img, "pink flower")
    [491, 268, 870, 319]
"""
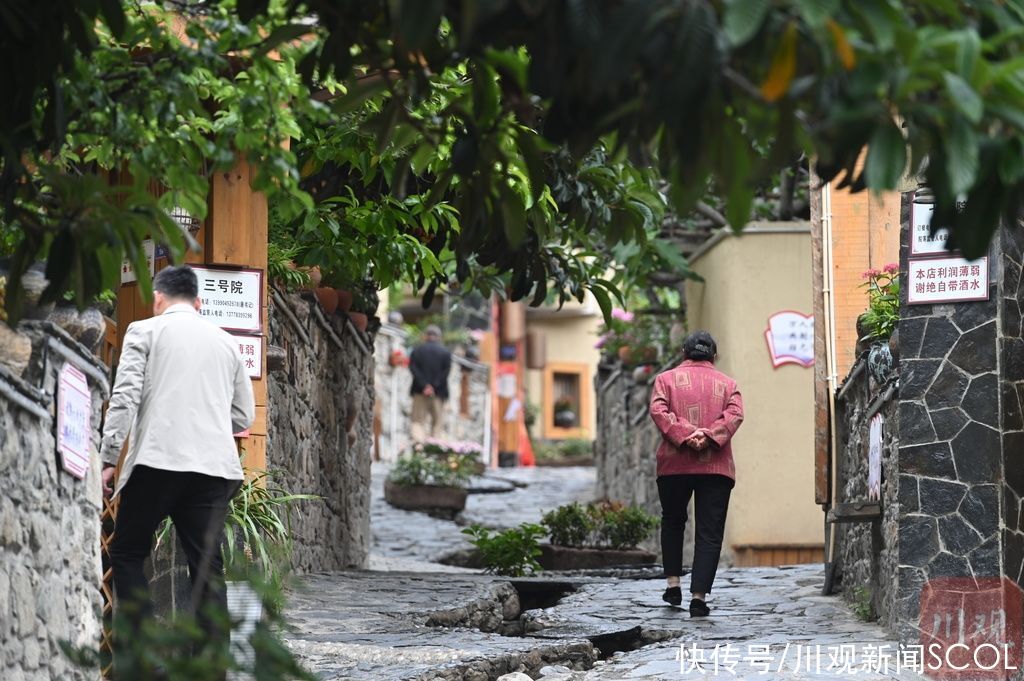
[862, 268, 881, 279]
[594, 334, 608, 349]
[883, 263, 900, 274]
[612, 308, 634, 322]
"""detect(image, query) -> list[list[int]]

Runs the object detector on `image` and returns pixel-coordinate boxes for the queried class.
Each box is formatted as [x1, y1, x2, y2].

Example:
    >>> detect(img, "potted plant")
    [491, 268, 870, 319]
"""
[537, 500, 659, 570]
[267, 242, 311, 292]
[419, 438, 486, 476]
[553, 398, 577, 428]
[384, 452, 473, 518]
[859, 265, 900, 383]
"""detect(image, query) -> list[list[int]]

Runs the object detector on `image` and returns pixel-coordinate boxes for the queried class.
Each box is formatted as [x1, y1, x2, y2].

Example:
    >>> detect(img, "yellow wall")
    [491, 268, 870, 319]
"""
[685, 225, 820, 549]
[525, 312, 603, 440]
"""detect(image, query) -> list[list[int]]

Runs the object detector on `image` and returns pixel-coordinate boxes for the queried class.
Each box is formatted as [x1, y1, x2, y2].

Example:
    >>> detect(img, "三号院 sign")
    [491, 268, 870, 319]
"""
[191, 266, 264, 334]
[57, 363, 91, 479]
[907, 256, 989, 305]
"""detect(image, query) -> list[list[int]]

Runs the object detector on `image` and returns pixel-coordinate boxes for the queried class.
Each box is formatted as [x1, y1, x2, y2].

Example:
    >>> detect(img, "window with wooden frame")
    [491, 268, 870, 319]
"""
[543, 362, 591, 439]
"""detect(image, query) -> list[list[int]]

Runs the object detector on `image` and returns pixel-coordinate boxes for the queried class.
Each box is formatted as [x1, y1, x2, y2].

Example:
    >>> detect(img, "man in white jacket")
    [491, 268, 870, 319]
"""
[100, 265, 255, 663]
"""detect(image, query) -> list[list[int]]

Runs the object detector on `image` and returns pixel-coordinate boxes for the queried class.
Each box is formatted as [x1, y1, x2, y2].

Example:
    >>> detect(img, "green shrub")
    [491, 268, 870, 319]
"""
[541, 502, 594, 547]
[540, 500, 660, 549]
[387, 453, 472, 488]
[591, 502, 660, 550]
[462, 524, 545, 577]
[559, 438, 593, 458]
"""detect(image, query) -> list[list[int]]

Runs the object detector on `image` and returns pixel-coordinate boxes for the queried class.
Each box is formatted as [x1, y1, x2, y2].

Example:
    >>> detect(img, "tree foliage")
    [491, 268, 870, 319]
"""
[4, 0, 1024, 320]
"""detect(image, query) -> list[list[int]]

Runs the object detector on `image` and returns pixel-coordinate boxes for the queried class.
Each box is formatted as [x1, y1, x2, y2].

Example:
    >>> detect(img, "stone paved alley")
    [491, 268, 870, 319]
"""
[283, 466, 925, 680]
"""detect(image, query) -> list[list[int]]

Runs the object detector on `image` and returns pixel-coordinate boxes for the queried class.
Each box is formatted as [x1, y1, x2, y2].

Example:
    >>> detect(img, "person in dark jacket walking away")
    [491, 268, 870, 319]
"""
[408, 324, 452, 442]
[649, 330, 744, 618]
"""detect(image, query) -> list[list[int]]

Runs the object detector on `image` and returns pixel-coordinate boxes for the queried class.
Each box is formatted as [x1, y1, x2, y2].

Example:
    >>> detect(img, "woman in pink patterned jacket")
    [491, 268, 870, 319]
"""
[649, 330, 744, 617]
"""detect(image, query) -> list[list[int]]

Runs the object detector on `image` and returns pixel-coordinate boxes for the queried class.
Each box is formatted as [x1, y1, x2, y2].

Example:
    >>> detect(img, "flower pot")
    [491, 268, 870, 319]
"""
[335, 289, 353, 313]
[314, 287, 338, 315]
[349, 311, 368, 332]
[554, 409, 577, 428]
[383, 479, 467, 515]
[537, 544, 657, 570]
[868, 341, 894, 383]
[617, 346, 632, 362]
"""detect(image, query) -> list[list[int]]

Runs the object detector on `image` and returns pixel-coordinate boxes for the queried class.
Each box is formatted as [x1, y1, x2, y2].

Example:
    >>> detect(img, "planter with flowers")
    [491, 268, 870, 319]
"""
[552, 398, 578, 428]
[858, 264, 900, 383]
[418, 438, 487, 476]
[596, 308, 674, 367]
[538, 500, 660, 570]
[384, 451, 476, 518]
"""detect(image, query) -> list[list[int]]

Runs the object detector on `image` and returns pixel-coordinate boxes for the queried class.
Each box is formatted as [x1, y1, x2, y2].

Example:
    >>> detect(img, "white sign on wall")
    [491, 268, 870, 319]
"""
[868, 414, 884, 501]
[57, 363, 91, 479]
[230, 333, 263, 380]
[765, 311, 814, 368]
[192, 266, 264, 334]
[120, 239, 156, 284]
[911, 201, 953, 256]
[907, 256, 989, 305]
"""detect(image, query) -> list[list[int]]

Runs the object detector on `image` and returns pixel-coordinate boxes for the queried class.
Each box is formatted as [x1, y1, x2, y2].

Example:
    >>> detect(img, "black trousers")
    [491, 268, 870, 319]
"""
[109, 465, 239, 658]
[657, 473, 734, 594]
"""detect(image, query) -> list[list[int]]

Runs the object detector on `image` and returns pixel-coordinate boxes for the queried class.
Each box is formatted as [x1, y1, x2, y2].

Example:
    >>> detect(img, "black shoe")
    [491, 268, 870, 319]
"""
[689, 597, 710, 617]
[662, 586, 682, 606]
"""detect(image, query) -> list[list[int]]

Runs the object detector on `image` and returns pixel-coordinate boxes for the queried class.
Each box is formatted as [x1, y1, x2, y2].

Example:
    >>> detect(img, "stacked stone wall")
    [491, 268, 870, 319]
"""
[0, 321, 108, 680]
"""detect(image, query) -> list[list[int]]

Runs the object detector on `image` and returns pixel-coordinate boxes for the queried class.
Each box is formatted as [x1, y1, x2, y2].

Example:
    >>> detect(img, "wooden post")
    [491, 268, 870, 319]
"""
[207, 158, 269, 473]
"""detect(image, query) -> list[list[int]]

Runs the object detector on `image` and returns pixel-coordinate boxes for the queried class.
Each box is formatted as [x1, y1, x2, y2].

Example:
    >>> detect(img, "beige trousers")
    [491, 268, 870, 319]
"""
[411, 394, 445, 443]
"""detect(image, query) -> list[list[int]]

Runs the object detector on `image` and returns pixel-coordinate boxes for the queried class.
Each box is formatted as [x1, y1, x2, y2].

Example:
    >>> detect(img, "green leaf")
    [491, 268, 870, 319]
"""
[795, 0, 840, 28]
[854, 0, 897, 51]
[864, 117, 906, 190]
[255, 24, 313, 57]
[944, 73, 983, 124]
[590, 285, 613, 325]
[331, 78, 390, 115]
[723, 0, 770, 46]
[945, 117, 979, 196]
[391, 0, 444, 50]
[517, 129, 548, 202]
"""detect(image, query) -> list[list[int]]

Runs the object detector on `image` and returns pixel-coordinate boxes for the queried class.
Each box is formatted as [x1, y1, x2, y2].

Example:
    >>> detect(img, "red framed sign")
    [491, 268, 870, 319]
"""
[192, 265, 264, 334]
[907, 256, 989, 305]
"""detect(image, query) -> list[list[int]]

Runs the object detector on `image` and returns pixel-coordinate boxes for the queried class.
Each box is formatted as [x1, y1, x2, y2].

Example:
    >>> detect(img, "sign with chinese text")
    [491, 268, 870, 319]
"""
[867, 414, 883, 501]
[231, 333, 263, 379]
[765, 311, 814, 368]
[192, 266, 264, 334]
[911, 201, 953, 256]
[120, 239, 156, 284]
[57, 363, 91, 479]
[908, 256, 989, 305]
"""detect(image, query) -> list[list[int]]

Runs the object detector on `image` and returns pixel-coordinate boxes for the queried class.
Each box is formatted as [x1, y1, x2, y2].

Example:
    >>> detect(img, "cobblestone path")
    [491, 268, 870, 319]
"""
[285, 466, 923, 680]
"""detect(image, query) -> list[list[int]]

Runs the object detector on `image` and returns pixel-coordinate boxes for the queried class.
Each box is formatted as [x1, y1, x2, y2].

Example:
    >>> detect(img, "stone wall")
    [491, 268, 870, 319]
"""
[374, 323, 490, 463]
[832, 350, 900, 629]
[266, 291, 376, 572]
[0, 321, 108, 680]
[594, 358, 696, 561]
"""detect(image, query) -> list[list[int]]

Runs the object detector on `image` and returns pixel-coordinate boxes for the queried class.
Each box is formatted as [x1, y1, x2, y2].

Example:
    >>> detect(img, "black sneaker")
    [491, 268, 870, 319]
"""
[662, 586, 682, 606]
[689, 597, 710, 617]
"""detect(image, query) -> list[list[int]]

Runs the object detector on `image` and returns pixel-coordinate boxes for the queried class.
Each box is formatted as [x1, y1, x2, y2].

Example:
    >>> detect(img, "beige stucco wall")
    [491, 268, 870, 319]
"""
[685, 224, 820, 549]
[525, 310, 603, 440]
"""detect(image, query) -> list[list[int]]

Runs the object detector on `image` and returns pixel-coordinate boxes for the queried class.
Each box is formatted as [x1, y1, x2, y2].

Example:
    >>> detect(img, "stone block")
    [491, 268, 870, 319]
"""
[1004, 338, 1024, 382]
[947, 321, 997, 376]
[925, 362, 969, 410]
[917, 478, 966, 516]
[951, 422, 1000, 484]
[959, 485, 999, 538]
[898, 475, 919, 514]
[899, 516, 940, 567]
[952, 300, 998, 334]
[920, 317, 959, 360]
[929, 407, 968, 441]
[898, 317, 927, 359]
[900, 442, 956, 478]
[960, 373, 999, 428]
[968, 537, 1001, 576]
[1006, 432, 1024, 495]
[899, 402, 935, 446]
[938, 514, 983, 555]
[927, 552, 971, 579]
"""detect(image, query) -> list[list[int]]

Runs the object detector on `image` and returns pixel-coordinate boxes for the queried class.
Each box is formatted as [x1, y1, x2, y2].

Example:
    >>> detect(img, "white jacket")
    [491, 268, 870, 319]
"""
[100, 303, 255, 496]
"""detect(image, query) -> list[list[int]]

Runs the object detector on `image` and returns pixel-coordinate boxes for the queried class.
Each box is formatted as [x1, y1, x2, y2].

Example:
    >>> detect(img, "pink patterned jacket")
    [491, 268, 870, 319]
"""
[649, 359, 744, 481]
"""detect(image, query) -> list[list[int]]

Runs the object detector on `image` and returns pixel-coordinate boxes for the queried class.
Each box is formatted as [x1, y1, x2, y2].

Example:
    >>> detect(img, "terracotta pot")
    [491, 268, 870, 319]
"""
[349, 311, 368, 332]
[335, 289, 353, 313]
[314, 287, 338, 315]
[306, 266, 322, 288]
[383, 479, 468, 515]
[617, 346, 631, 362]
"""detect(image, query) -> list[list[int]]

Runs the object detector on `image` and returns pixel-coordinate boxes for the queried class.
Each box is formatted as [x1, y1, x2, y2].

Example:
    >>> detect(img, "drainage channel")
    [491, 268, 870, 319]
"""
[423, 578, 673, 678]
